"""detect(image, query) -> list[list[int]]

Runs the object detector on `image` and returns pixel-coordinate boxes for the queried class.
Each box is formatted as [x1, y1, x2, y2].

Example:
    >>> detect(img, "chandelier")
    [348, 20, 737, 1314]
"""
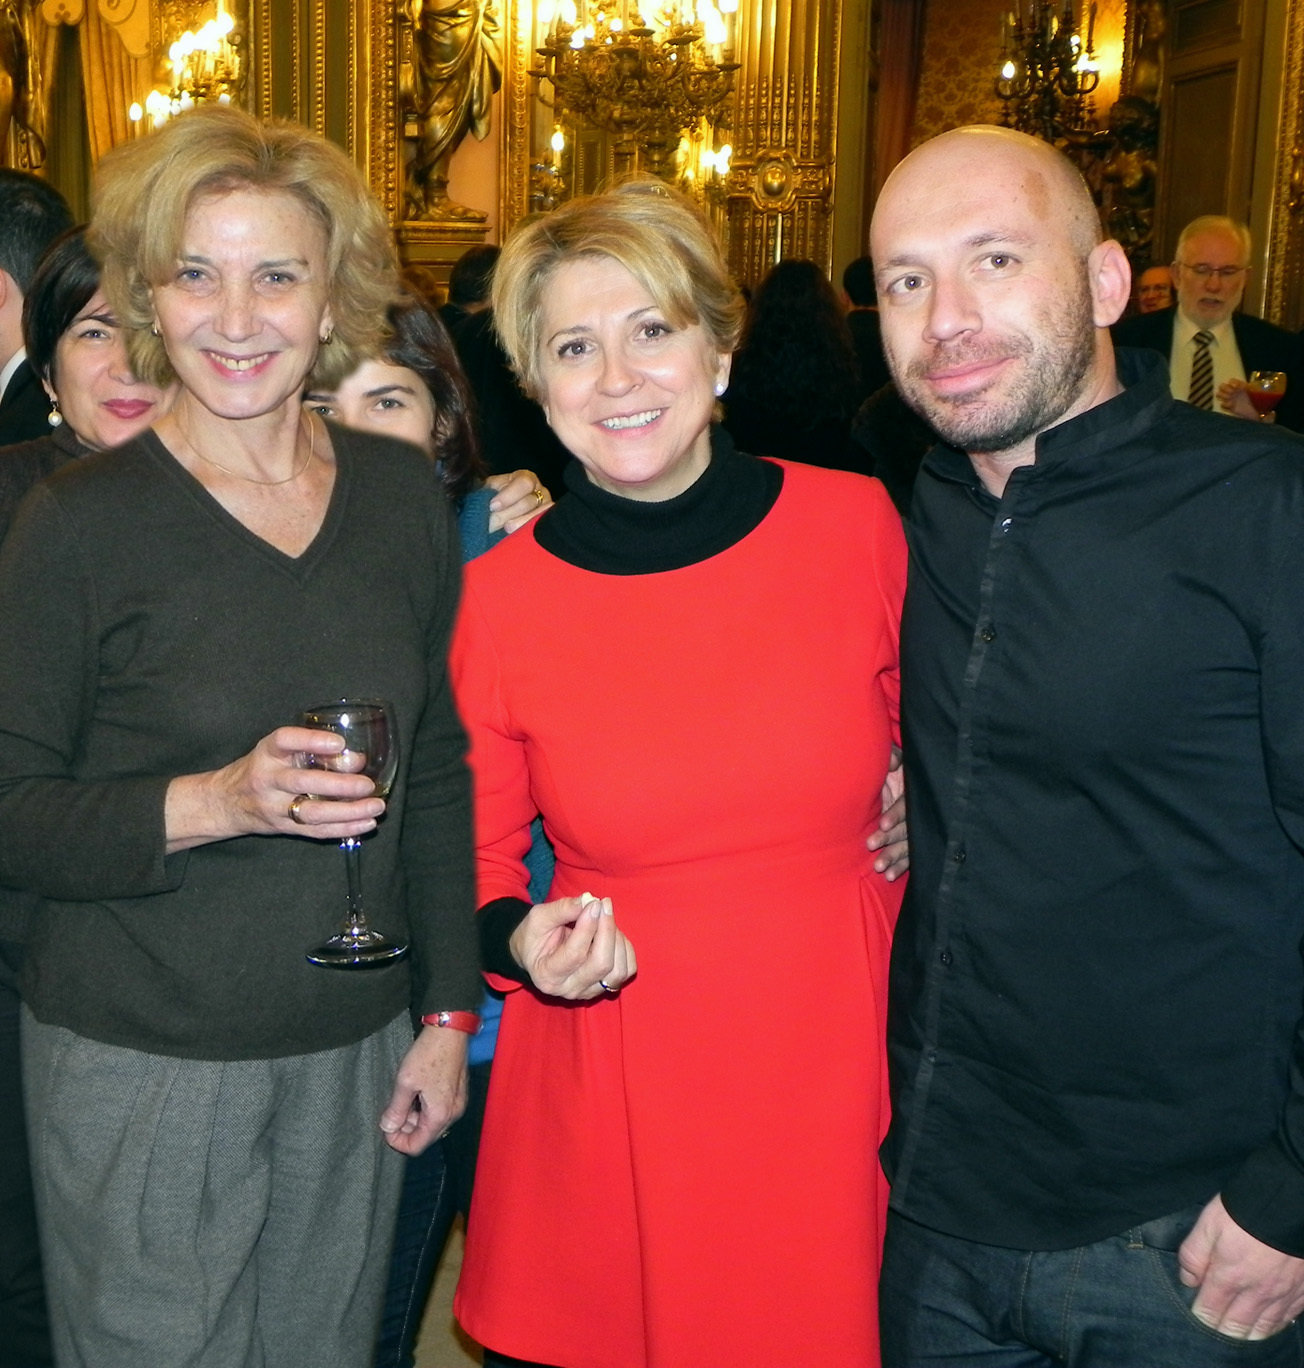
[996, 1, 1099, 144]
[532, 0, 739, 180]
[129, 2, 242, 131]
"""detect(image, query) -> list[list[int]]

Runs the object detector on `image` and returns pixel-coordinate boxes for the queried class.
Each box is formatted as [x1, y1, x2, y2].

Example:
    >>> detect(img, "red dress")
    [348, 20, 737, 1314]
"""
[451, 459, 906, 1368]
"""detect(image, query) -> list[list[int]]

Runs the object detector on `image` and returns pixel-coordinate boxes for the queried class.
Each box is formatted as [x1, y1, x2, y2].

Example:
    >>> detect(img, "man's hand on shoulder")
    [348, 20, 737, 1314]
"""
[1179, 1193, 1304, 1340]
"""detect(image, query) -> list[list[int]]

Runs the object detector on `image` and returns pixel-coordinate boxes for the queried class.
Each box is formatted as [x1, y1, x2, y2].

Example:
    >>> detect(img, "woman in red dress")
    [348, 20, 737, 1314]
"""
[451, 181, 907, 1368]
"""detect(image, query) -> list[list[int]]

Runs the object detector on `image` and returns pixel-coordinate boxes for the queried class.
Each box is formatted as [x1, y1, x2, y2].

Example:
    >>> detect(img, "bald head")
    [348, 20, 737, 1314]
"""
[869, 126, 1128, 478]
[875, 126, 1102, 261]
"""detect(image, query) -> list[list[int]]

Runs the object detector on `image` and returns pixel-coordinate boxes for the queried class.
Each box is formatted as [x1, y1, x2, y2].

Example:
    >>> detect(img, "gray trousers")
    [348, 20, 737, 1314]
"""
[22, 1008, 409, 1368]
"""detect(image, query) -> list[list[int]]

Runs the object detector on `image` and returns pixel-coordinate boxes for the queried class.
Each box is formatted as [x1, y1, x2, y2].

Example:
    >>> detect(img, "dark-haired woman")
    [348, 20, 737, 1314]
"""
[723, 256, 868, 474]
[0, 226, 176, 1368]
[0, 226, 176, 539]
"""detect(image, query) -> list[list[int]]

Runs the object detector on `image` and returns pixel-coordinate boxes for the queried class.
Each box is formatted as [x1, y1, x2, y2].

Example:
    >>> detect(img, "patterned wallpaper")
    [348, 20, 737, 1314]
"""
[911, 0, 1128, 148]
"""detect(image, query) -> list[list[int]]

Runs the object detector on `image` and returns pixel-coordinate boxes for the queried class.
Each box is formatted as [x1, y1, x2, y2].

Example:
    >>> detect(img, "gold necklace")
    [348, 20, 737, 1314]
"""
[182, 411, 316, 486]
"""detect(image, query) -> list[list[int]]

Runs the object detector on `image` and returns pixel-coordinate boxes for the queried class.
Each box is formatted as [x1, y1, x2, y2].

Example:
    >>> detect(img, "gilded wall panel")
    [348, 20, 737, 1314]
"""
[720, 0, 843, 287]
[1265, 0, 1304, 327]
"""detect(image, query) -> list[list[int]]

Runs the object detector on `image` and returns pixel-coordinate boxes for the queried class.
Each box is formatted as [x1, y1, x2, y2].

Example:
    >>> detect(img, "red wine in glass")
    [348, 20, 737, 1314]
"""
[1247, 371, 1287, 415]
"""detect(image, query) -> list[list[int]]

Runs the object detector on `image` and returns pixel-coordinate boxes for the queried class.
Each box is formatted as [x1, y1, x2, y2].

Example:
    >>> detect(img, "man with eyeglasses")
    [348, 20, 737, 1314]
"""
[1115, 214, 1304, 431]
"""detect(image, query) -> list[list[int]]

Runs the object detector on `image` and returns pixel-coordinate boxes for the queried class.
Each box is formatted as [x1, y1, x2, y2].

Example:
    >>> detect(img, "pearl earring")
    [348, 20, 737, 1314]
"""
[714, 380, 726, 397]
[47, 397, 62, 428]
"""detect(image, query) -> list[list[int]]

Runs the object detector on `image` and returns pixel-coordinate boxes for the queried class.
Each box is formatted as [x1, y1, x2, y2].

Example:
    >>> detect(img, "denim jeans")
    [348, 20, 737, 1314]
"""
[880, 1203, 1304, 1368]
[374, 1061, 492, 1368]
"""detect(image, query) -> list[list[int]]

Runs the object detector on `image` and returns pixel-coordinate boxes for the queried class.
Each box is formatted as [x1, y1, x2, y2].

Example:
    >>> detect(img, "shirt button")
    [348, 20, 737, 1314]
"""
[952, 847, 966, 863]
[980, 625, 996, 643]
[927, 1050, 938, 1064]
[940, 950, 953, 966]
[1000, 517, 1013, 533]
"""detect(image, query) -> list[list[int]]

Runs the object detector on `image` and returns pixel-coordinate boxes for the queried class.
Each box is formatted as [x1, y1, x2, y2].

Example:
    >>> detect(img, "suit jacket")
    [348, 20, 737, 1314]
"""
[1113, 307, 1304, 433]
[0, 360, 55, 448]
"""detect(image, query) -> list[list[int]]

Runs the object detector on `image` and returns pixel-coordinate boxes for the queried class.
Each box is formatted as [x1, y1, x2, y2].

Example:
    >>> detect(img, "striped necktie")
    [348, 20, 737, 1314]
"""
[1189, 329, 1214, 410]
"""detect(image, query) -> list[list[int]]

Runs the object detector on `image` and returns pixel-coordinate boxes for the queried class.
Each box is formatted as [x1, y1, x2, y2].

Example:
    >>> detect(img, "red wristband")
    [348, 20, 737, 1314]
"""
[420, 1010, 481, 1034]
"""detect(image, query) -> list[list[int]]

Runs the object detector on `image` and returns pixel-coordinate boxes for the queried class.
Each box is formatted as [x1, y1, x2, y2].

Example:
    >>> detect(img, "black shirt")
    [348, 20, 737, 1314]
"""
[885, 349, 1304, 1255]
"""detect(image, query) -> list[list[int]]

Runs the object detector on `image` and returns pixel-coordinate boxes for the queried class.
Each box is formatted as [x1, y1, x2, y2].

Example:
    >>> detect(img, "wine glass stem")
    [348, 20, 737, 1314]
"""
[340, 836, 368, 934]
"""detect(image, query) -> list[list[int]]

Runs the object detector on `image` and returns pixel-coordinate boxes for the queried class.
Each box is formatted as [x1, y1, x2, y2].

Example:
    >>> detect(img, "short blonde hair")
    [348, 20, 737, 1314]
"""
[491, 179, 744, 399]
[90, 105, 399, 389]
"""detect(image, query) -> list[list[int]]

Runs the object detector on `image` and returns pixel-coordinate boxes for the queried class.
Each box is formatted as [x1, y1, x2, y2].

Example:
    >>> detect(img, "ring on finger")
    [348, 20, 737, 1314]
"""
[289, 793, 311, 825]
[599, 978, 617, 993]
[532, 487, 546, 505]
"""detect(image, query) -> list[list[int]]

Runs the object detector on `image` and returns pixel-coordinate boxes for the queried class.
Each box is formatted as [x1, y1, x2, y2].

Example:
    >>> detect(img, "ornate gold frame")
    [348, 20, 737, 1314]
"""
[1265, 0, 1304, 327]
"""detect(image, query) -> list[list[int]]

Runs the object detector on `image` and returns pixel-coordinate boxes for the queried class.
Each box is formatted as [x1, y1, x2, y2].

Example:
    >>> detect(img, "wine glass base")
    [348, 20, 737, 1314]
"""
[305, 932, 409, 969]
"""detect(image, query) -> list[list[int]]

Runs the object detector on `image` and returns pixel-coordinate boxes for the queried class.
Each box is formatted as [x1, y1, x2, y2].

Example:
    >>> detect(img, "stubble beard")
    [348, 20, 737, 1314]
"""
[890, 276, 1097, 457]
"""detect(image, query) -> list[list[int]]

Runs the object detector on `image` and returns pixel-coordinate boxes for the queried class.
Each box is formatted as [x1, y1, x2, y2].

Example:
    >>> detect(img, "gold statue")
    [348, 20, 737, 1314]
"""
[0, 1, 43, 169]
[402, 0, 502, 221]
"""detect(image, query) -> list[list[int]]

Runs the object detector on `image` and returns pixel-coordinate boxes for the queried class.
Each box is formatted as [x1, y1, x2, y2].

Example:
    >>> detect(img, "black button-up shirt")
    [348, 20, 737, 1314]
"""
[885, 349, 1304, 1255]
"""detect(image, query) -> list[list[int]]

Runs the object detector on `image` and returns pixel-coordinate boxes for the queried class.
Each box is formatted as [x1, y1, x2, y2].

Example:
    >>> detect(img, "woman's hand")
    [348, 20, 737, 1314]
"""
[486, 469, 552, 535]
[867, 745, 908, 881]
[164, 725, 386, 853]
[379, 1024, 469, 1156]
[509, 892, 637, 999]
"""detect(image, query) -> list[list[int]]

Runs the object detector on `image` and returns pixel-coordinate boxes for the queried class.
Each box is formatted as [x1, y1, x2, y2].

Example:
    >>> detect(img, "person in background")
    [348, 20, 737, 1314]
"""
[1134, 261, 1173, 314]
[0, 105, 478, 1368]
[843, 252, 892, 399]
[723, 256, 868, 473]
[0, 169, 72, 448]
[440, 242, 499, 333]
[0, 226, 177, 539]
[875, 123, 1304, 1368]
[443, 242, 571, 495]
[451, 180, 907, 1368]
[1114, 215, 1304, 430]
[305, 291, 552, 1368]
[0, 215, 171, 1368]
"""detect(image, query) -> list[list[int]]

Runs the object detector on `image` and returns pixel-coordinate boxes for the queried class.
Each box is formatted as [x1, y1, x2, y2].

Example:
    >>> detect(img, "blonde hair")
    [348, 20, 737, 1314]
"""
[492, 178, 744, 398]
[90, 105, 399, 389]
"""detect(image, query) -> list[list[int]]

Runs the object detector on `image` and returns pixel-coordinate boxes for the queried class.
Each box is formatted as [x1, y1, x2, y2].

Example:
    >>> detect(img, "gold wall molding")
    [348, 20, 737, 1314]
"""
[1265, 0, 1303, 326]
[719, 0, 843, 285]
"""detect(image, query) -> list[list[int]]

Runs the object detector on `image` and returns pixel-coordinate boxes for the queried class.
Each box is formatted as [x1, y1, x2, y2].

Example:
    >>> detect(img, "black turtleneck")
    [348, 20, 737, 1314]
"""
[478, 426, 783, 977]
[533, 426, 783, 575]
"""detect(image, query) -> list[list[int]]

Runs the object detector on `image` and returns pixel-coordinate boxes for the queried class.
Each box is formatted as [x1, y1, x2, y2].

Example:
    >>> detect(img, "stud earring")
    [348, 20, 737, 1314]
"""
[319, 326, 334, 345]
[150, 321, 160, 338]
[714, 380, 726, 397]
[47, 397, 63, 428]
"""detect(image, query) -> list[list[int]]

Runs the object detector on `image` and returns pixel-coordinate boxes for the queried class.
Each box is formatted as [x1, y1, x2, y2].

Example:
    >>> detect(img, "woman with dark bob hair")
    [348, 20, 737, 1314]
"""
[0, 226, 176, 540]
[0, 106, 478, 1367]
[449, 180, 907, 1367]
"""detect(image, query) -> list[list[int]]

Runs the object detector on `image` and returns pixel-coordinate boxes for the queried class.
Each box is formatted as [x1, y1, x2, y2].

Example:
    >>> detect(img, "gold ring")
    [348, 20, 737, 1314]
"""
[289, 794, 311, 825]
[532, 487, 546, 505]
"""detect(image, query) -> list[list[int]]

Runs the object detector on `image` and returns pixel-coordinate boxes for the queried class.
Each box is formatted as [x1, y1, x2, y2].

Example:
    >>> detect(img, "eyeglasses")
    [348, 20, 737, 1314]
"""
[1175, 262, 1249, 280]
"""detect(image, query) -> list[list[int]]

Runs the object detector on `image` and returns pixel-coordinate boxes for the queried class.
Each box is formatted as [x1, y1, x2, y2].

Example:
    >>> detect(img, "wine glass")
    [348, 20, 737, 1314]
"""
[1247, 371, 1287, 416]
[298, 699, 406, 968]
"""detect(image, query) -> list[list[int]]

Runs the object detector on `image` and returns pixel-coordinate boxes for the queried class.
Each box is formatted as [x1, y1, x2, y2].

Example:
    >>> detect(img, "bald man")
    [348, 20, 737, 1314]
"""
[874, 125, 1304, 1367]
